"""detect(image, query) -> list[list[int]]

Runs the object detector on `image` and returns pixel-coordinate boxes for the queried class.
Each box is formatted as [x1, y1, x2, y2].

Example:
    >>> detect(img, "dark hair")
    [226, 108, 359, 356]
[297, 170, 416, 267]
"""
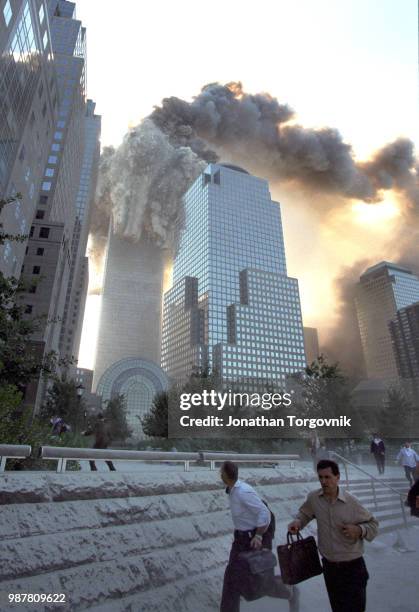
[317, 459, 340, 476]
[221, 460, 238, 481]
[97, 413, 104, 419]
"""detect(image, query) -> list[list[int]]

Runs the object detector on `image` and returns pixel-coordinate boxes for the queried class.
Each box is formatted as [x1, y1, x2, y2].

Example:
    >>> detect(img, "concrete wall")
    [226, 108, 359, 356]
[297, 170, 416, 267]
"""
[0, 467, 317, 611]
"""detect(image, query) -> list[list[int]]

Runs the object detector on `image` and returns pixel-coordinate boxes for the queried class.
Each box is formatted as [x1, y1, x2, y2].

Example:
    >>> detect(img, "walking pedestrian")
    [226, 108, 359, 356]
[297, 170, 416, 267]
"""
[288, 459, 378, 612]
[370, 433, 385, 475]
[82, 413, 116, 471]
[396, 441, 419, 486]
[220, 461, 299, 612]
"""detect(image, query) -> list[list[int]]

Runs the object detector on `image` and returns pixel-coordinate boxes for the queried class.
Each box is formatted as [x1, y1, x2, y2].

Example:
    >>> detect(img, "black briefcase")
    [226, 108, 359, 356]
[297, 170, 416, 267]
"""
[277, 532, 323, 585]
[236, 550, 277, 601]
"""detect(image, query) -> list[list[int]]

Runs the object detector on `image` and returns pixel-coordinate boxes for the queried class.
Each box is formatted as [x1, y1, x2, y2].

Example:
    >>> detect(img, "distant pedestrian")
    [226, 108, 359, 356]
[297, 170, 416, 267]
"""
[370, 433, 385, 475]
[288, 459, 378, 612]
[396, 441, 419, 486]
[82, 413, 115, 471]
[220, 461, 299, 612]
[407, 479, 419, 518]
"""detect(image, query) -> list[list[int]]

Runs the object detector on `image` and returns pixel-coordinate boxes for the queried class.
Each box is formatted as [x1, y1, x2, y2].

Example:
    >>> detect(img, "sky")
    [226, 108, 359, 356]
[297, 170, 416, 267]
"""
[76, 0, 419, 370]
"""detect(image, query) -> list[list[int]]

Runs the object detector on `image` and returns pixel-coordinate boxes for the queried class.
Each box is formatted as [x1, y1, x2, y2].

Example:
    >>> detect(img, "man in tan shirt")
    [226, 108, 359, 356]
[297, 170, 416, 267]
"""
[288, 459, 378, 612]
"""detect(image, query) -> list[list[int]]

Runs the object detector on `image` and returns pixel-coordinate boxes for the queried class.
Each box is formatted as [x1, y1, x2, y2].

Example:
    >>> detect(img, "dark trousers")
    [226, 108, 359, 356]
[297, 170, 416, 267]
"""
[404, 466, 415, 485]
[89, 460, 115, 471]
[220, 530, 290, 612]
[322, 556, 369, 612]
[373, 453, 385, 474]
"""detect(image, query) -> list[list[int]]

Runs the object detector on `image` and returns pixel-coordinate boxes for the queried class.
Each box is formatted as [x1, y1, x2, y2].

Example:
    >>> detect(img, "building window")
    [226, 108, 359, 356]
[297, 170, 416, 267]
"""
[45, 168, 54, 177]
[3, 0, 12, 26]
[19, 146, 25, 162]
[39, 3, 45, 24]
[38, 82, 44, 98]
[29, 226, 34, 238]
[32, 266, 41, 275]
[42, 103, 47, 118]
[29, 284, 37, 294]
[25, 305, 33, 314]
[48, 155, 58, 164]
[57, 120, 65, 128]
[54, 131, 63, 140]
[42, 181, 51, 191]
[39, 195, 48, 205]
[51, 143, 60, 152]
[35, 210, 45, 219]
[36, 247, 44, 256]
[43, 31, 48, 50]
[39, 227, 50, 239]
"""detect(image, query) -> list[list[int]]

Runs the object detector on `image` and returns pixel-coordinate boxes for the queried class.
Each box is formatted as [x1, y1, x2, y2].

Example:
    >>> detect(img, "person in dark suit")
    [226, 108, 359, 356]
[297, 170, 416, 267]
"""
[407, 479, 419, 517]
[370, 434, 385, 474]
[83, 413, 115, 471]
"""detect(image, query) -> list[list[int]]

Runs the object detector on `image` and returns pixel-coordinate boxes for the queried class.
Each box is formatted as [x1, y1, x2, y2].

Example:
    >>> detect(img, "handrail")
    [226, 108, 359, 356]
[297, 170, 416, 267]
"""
[0, 444, 32, 472]
[330, 451, 408, 529]
[39, 446, 300, 473]
[330, 452, 404, 496]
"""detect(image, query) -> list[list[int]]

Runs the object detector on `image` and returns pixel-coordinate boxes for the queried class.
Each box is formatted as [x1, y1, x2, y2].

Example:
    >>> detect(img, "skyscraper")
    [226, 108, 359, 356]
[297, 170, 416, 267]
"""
[389, 301, 419, 401]
[303, 327, 320, 365]
[93, 222, 167, 390]
[355, 262, 419, 380]
[161, 163, 306, 390]
[0, 0, 58, 277]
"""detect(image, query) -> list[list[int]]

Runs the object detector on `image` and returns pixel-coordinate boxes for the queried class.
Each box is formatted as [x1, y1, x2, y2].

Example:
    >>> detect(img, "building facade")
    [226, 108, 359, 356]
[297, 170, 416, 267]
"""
[59, 99, 101, 366]
[161, 163, 306, 390]
[92, 220, 167, 391]
[18, 0, 89, 411]
[0, 0, 58, 277]
[355, 262, 419, 380]
[389, 301, 419, 402]
[303, 326, 320, 365]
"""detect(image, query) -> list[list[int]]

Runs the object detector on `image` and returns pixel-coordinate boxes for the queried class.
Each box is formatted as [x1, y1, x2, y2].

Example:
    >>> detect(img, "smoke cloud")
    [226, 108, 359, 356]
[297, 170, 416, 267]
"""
[90, 82, 419, 375]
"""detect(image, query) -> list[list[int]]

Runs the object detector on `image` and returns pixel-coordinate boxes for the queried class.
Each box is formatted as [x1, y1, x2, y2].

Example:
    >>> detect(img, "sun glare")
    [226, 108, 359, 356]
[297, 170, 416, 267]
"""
[352, 200, 400, 225]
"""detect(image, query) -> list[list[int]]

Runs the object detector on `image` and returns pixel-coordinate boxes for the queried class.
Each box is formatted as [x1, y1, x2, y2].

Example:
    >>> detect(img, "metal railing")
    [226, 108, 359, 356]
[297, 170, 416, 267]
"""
[0, 444, 31, 472]
[330, 451, 409, 529]
[200, 451, 299, 471]
[39, 446, 300, 473]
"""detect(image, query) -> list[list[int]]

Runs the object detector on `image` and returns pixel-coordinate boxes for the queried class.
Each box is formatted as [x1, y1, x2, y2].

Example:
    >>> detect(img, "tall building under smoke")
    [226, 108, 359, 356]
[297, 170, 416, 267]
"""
[355, 262, 419, 381]
[161, 163, 306, 389]
[303, 327, 320, 365]
[93, 220, 169, 437]
[389, 301, 419, 402]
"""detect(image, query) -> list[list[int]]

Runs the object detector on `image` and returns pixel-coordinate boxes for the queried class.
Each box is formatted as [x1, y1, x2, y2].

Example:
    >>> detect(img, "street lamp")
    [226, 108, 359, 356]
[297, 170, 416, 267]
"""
[76, 385, 85, 431]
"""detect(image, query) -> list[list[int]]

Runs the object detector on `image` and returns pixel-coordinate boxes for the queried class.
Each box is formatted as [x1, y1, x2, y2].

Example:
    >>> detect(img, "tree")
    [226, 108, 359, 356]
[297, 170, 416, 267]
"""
[290, 354, 364, 441]
[40, 378, 87, 432]
[0, 193, 27, 246]
[141, 391, 169, 438]
[380, 386, 419, 440]
[104, 394, 132, 441]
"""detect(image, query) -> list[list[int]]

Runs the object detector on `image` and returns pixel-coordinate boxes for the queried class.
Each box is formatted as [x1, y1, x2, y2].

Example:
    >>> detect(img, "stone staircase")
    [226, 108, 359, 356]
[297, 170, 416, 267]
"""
[0, 467, 414, 612]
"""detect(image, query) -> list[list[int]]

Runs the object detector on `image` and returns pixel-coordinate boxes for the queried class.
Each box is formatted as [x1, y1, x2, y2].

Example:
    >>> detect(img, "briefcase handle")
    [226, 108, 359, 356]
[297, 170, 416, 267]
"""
[287, 531, 303, 545]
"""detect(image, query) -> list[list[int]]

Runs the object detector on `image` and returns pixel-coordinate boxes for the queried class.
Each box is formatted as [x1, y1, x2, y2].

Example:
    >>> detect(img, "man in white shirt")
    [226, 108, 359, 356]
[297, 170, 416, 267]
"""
[220, 461, 299, 612]
[396, 441, 419, 485]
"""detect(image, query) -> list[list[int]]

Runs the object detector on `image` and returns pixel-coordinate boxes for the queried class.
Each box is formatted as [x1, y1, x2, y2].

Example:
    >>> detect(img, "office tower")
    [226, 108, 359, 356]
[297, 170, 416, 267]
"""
[355, 262, 419, 380]
[93, 220, 167, 390]
[303, 327, 320, 365]
[59, 100, 101, 366]
[389, 301, 419, 401]
[19, 0, 87, 411]
[0, 0, 58, 278]
[161, 163, 306, 390]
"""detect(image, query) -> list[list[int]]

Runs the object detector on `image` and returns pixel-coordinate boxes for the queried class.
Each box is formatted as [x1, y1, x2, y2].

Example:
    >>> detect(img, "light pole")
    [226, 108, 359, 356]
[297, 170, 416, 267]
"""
[76, 384, 85, 431]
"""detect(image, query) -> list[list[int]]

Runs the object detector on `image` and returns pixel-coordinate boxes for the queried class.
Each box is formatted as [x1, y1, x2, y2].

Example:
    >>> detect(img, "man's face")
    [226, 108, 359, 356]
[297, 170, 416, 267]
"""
[405, 442, 411, 448]
[318, 467, 340, 494]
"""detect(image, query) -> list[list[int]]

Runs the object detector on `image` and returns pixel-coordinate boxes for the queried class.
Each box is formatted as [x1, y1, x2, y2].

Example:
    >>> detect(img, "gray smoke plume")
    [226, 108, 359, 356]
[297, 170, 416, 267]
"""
[90, 82, 419, 374]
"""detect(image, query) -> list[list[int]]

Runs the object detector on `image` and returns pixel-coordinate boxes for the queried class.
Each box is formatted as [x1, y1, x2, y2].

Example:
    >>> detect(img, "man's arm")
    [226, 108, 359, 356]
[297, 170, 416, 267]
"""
[240, 489, 270, 549]
[351, 497, 379, 541]
[288, 495, 315, 533]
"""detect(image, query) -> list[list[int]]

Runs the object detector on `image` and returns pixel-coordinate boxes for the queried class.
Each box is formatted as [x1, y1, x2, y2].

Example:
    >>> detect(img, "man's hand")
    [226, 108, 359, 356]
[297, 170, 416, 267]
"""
[340, 523, 362, 540]
[250, 535, 263, 550]
[288, 519, 302, 534]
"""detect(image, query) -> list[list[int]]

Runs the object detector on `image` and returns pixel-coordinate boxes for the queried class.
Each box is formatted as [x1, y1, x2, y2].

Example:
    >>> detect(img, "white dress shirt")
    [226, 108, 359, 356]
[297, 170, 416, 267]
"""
[397, 447, 419, 468]
[228, 479, 270, 531]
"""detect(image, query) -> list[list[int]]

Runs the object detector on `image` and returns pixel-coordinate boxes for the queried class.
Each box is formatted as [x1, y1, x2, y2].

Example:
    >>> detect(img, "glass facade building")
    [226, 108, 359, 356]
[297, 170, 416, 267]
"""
[162, 163, 306, 390]
[0, 0, 58, 277]
[355, 261, 419, 380]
